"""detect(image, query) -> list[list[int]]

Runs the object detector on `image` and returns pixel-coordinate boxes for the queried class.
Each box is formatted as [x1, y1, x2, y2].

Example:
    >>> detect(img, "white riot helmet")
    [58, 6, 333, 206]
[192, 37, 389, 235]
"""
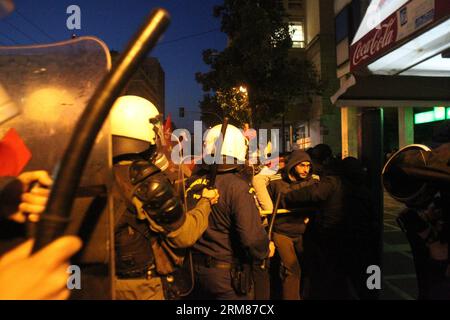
[204, 124, 247, 163]
[110, 95, 163, 161]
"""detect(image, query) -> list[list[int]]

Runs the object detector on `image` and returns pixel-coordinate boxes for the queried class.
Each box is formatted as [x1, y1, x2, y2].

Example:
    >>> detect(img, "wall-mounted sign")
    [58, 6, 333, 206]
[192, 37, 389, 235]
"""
[414, 106, 450, 124]
[350, 0, 450, 73]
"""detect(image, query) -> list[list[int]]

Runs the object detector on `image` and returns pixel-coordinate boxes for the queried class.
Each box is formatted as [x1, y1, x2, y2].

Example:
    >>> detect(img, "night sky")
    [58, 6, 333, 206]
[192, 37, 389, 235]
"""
[0, 0, 227, 129]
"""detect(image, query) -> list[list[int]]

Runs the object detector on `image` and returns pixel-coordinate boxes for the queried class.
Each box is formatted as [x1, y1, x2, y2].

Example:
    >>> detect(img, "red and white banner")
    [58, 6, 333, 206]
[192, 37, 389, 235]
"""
[350, 0, 450, 72]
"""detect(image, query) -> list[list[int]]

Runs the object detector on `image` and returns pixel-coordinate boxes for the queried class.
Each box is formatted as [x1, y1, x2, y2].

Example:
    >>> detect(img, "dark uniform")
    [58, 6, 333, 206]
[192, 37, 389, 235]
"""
[392, 143, 450, 300]
[186, 166, 270, 300]
[113, 159, 212, 300]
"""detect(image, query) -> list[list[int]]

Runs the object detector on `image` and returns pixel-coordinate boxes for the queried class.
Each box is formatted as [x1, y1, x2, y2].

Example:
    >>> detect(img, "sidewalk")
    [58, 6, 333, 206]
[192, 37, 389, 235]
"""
[380, 192, 418, 300]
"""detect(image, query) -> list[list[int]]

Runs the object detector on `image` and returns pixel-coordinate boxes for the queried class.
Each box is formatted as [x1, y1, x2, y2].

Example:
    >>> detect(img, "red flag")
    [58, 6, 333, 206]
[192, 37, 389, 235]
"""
[161, 113, 173, 157]
[0, 128, 32, 176]
[164, 113, 172, 135]
[163, 113, 173, 149]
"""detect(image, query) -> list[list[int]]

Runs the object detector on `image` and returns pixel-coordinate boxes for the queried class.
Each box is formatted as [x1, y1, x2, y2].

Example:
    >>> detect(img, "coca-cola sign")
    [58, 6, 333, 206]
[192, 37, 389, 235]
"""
[351, 16, 398, 69]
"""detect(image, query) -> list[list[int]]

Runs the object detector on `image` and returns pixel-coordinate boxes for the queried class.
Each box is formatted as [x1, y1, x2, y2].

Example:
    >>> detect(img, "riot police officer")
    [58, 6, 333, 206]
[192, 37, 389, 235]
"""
[383, 141, 450, 300]
[186, 124, 270, 300]
[110, 95, 219, 300]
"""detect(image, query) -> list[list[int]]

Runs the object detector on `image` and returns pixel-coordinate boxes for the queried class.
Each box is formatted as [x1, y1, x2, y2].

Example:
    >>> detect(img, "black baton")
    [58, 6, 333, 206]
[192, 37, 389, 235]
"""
[260, 192, 282, 269]
[208, 117, 229, 189]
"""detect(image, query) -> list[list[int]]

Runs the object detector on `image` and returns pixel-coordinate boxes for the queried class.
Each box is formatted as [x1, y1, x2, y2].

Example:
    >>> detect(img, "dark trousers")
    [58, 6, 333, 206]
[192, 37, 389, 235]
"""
[189, 263, 253, 300]
[252, 262, 270, 300]
[405, 230, 450, 300]
[273, 232, 303, 300]
[343, 235, 379, 300]
[302, 232, 351, 300]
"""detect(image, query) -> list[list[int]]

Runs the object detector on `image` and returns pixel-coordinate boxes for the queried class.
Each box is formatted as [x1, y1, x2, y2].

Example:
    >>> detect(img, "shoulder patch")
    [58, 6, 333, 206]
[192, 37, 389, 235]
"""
[186, 178, 209, 194]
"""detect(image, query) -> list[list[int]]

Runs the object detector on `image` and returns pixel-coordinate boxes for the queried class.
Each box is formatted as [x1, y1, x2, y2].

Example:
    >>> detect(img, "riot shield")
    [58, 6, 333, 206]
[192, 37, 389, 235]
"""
[382, 144, 433, 207]
[0, 37, 114, 299]
[383, 143, 450, 207]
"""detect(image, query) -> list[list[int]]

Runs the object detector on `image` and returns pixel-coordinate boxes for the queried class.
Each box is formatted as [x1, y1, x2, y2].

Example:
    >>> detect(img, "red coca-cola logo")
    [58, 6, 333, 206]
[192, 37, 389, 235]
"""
[352, 16, 397, 68]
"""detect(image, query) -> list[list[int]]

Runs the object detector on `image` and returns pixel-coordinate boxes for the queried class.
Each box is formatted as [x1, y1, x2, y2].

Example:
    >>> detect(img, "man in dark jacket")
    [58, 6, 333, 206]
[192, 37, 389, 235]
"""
[341, 157, 377, 299]
[282, 151, 350, 299]
[268, 150, 317, 300]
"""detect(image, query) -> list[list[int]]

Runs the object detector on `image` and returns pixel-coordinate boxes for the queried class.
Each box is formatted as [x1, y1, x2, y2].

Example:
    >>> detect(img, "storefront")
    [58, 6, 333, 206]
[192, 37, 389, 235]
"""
[333, 0, 450, 152]
[332, 0, 450, 174]
[331, 0, 450, 291]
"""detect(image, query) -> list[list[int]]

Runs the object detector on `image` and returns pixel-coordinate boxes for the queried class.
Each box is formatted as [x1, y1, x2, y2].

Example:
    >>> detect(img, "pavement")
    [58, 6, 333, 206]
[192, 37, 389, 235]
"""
[380, 192, 419, 300]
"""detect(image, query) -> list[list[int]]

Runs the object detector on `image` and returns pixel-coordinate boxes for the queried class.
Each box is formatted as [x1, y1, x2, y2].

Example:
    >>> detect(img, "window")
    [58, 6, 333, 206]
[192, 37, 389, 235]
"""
[349, 0, 362, 42]
[295, 126, 311, 150]
[335, 6, 350, 43]
[335, 1, 362, 44]
[289, 22, 305, 48]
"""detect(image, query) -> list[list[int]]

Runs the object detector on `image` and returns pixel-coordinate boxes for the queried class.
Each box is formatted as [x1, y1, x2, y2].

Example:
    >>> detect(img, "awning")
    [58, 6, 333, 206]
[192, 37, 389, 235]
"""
[350, 0, 450, 75]
[331, 74, 450, 107]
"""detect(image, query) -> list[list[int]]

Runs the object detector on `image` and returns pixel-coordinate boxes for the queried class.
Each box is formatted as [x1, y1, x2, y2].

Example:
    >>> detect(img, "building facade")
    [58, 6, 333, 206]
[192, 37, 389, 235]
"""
[111, 51, 165, 115]
[303, 0, 341, 153]
[274, 0, 342, 153]
[334, 0, 370, 158]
